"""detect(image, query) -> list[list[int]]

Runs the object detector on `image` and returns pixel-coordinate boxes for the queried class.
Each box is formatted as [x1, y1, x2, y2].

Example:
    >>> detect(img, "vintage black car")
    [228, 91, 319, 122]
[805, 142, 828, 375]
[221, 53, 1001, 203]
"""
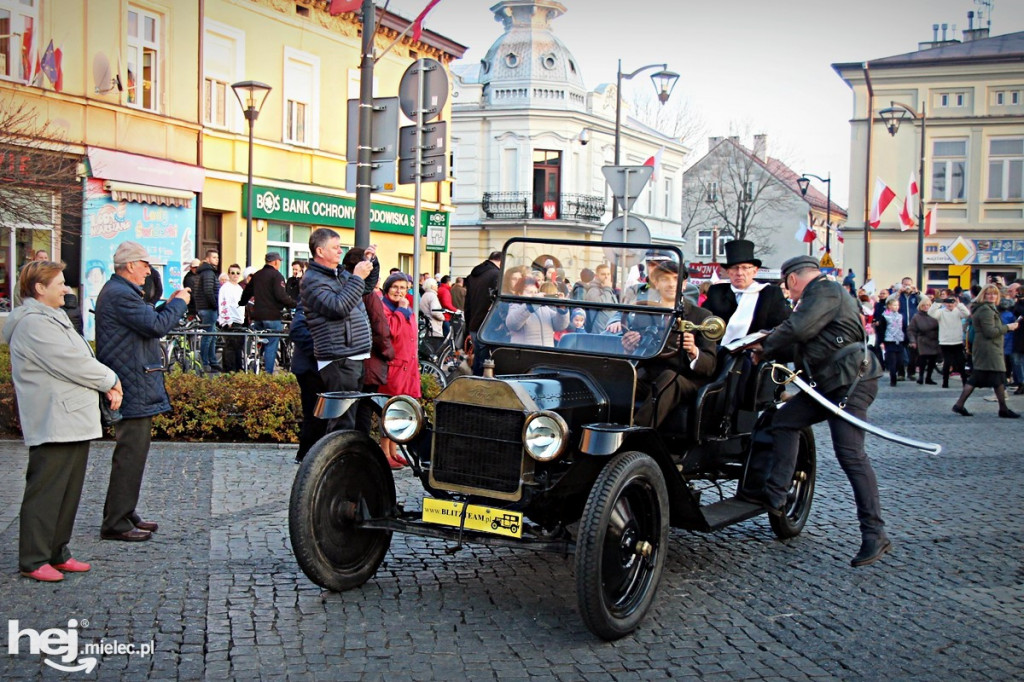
[288, 238, 816, 640]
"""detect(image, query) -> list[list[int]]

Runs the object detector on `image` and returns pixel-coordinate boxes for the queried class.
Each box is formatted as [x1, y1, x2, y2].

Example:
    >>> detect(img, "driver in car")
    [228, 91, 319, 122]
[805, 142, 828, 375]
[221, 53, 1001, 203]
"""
[626, 261, 717, 427]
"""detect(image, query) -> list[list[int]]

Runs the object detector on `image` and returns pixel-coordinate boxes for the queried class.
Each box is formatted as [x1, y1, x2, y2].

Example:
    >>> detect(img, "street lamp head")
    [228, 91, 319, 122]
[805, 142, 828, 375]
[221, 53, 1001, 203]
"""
[650, 69, 679, 104]
[796, 176, 811, 196]
[879, 103, 912, 137]
[231, 80, 273, 121]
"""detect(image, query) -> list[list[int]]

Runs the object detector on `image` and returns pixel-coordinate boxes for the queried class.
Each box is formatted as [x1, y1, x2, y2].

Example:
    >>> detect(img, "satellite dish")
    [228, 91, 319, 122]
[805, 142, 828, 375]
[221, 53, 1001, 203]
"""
[92, 52, 114, 94]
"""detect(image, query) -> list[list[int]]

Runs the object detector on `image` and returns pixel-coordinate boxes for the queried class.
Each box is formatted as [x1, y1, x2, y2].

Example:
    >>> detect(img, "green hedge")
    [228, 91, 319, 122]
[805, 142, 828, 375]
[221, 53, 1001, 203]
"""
[0, 342, 443, 444]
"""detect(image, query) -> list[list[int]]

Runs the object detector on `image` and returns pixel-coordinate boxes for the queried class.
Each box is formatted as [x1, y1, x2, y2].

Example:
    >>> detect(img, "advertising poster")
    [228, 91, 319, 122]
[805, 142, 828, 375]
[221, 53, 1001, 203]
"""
[81, 178, 195, 340]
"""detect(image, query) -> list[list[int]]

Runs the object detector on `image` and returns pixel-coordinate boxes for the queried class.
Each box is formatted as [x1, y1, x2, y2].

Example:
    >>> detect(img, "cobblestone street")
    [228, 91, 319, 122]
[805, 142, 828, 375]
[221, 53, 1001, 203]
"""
[1, 381, 1022, 680]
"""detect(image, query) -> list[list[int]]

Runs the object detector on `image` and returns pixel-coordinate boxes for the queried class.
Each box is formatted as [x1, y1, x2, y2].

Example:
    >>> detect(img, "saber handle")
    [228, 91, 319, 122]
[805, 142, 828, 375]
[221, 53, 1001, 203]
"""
[769, 363, 943, 455]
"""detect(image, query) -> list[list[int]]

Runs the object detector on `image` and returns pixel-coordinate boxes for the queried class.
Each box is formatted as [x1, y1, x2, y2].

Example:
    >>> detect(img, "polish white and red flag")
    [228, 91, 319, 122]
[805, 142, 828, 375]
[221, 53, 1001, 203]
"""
[643, 147, 664, 181]
[412, 0, 445, 40]
[899, 173, 918, 231]
[329, 0, 362, 15]
[868, 177, 896, 229]
[794, 220, 815, 243]
[836, 229, 845, 244]
[924, 206, 938, 236]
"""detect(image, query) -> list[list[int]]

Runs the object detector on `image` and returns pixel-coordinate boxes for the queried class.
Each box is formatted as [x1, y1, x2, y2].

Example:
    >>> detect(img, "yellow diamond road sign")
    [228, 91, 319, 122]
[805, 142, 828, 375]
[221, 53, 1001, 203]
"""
[947, 236, 976, 265]
[820, 252, 834, 268]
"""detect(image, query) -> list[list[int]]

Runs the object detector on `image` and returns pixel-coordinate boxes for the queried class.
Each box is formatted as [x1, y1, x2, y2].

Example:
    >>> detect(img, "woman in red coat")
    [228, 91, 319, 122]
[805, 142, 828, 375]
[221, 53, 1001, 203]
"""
[379, 272, 421, 467]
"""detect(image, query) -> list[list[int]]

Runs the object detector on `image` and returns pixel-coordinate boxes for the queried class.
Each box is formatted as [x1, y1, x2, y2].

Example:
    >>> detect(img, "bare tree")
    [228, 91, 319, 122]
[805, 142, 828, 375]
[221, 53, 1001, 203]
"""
[680, 137, 801, 257]
[0, 96, 82, 238]
[628, 91, 706, 152]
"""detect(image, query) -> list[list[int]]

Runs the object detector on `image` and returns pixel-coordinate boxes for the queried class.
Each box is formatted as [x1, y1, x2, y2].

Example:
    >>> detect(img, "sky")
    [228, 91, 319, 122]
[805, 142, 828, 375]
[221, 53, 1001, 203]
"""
[385, 0, 1024, 207]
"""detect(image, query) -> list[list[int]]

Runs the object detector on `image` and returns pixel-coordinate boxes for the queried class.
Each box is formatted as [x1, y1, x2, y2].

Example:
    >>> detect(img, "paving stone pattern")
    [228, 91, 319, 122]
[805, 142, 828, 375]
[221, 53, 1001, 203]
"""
[0, 381, 1022, 680]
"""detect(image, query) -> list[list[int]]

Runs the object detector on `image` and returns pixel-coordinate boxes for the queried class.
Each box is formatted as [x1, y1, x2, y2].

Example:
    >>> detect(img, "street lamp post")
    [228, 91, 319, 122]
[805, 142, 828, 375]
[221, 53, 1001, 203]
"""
[797, 172, 832, 255]
[232, 80, 272, 268]
[878, 100, 927, 290]
[612, 60, 679, 217]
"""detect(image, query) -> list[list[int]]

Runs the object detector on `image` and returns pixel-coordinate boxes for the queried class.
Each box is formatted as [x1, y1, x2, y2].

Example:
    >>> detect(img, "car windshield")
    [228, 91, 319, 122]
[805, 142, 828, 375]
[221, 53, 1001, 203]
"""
[477, 238, 683, 360]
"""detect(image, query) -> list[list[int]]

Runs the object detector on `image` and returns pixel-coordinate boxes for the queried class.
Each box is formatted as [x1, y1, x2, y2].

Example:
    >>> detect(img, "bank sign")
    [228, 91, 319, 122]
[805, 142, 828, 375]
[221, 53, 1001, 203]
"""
[243, 185, 449, 251]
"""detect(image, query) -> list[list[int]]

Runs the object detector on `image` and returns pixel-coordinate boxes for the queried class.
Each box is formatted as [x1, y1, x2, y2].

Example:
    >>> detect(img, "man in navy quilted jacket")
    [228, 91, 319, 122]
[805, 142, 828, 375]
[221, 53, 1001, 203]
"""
[95, 241, 190, 542]
[300, 228, 373, 431]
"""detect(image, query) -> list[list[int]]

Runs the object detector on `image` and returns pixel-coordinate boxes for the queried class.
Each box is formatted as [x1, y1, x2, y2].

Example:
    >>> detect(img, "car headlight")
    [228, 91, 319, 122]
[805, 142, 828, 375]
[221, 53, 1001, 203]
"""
[523, 410, 568, 462]
[381, 396, 424, 443]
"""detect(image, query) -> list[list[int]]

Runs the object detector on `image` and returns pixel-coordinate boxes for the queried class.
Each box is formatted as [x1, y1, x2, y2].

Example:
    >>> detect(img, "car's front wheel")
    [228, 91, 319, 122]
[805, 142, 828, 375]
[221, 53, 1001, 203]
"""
[289, 430, 395, 591]
[769, 426, 816, 539]
[575, 451, 669, 640]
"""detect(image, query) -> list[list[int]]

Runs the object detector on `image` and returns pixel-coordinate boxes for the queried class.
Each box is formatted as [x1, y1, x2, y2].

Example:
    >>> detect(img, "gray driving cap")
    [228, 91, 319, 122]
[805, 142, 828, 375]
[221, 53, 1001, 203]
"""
[780, 255, 820, 279]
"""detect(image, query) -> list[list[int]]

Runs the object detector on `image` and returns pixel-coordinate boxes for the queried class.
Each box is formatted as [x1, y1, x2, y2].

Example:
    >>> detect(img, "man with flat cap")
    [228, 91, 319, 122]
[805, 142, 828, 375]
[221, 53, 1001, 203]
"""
[702, 239, 790, 345]
[96, 241, 191, 541]
[751, 254, 890, 568]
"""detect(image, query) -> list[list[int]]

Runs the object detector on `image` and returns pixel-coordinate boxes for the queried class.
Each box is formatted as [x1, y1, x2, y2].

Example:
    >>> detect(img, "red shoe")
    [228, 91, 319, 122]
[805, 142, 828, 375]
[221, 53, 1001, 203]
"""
[388, 453, 407, 470]
[21, 564, 64, 582]
[53, 558, 91, 572]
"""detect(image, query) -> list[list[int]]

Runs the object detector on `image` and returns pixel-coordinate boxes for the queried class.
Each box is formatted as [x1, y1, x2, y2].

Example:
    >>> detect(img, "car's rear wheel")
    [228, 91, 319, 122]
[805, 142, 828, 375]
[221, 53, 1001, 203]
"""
[770, 426, 816, 539]
[289, 430, 395, 591]
[575, 451, 669, 640]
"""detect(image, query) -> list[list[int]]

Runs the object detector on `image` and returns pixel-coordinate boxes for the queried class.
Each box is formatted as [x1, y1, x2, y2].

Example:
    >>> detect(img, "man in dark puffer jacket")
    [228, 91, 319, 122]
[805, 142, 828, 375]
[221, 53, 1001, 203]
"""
[194, 249, 220, 372]
[95, 241, 190, 542]
[300, 228, 373, 431]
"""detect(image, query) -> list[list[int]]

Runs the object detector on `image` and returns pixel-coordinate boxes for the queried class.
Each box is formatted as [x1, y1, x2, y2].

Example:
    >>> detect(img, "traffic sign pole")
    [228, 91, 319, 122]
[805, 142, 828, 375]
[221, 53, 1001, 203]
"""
[412, 59, 425, 330]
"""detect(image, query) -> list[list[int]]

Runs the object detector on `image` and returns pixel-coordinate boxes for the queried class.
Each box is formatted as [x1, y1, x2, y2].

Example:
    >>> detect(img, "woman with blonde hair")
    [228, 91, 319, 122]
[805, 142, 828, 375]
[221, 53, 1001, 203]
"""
[952, 284, 1020, 417]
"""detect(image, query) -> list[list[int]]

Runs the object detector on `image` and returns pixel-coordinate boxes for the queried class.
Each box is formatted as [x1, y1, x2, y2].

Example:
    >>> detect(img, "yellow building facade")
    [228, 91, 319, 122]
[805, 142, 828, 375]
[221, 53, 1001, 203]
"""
[835, 28, 1024, 292]
[0, 0, 463, 329]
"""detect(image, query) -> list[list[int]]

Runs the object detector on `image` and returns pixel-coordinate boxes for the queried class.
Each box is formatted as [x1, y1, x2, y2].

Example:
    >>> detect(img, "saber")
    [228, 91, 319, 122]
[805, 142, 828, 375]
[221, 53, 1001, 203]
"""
[770, 364, 943, 455]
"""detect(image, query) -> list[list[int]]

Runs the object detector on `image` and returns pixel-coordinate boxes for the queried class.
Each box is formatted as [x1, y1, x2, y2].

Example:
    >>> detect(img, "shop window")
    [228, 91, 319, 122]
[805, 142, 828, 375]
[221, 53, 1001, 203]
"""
[127, 6, 161, 111]
[267, 222, 312, 275]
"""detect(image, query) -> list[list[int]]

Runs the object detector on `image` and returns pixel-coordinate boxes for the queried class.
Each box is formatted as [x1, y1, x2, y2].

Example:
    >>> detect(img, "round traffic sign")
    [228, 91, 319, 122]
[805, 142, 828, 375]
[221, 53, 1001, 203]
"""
[399, 58, 449, 122]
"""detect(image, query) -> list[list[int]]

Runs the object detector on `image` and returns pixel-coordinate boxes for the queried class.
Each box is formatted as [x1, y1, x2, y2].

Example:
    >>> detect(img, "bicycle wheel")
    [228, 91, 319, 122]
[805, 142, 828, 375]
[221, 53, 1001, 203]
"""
[419, 360, 447, 389]
[243, 334, 264, 374]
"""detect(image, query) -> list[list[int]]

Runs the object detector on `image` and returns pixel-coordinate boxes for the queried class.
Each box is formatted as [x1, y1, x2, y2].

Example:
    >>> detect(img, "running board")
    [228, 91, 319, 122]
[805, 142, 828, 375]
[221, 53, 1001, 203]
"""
[701, 497, 766, 531]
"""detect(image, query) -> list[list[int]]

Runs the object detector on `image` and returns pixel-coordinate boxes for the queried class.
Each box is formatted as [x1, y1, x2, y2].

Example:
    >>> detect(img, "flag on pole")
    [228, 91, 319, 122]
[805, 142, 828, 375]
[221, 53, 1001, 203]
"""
[643, 147, 664, 182]
[30, 54, 44, 88]
[40, 40, 59, 89]
[329, 0, 363, 15]
[794, 220, 815, 243]
[836, 228, 845, 244]
[20, 22, 33, 81]
[868, 177, 896, 229]
[412, 0, 444, 41]
[924, 206, 938, 236]
[899, 173, 918, 231]
[53, 47, 62, 92]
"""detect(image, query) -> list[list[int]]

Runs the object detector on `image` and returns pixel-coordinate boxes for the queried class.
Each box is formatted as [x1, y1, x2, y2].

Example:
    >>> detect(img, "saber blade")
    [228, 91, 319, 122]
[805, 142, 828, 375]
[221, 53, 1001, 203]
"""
[772, 364, 943, 455]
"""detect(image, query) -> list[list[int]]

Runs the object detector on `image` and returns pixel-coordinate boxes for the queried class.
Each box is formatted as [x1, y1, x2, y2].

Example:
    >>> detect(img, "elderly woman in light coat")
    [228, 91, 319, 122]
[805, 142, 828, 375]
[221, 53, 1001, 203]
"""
[1, 262, 122, 582]
[952, 284, 1020, 417]
[419, 277, 445, 337]
[505, 275, 569, 347]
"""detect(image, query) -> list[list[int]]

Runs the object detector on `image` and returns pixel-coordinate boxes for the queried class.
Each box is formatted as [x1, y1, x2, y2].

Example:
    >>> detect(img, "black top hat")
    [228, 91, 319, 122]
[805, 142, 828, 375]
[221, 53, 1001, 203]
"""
[722, 239, 761, 269]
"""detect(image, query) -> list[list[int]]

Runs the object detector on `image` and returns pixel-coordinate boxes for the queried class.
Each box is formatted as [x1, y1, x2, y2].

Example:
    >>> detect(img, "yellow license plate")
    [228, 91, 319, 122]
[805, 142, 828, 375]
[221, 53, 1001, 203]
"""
[421, 498, 523, 538]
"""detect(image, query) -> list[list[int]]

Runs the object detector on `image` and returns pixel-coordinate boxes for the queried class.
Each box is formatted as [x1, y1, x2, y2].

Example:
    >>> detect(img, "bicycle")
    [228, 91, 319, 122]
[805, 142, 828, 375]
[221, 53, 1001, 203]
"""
[419, 311, 466, 388]
[162, 315, 204, 374]
[242, 327, 293, 375]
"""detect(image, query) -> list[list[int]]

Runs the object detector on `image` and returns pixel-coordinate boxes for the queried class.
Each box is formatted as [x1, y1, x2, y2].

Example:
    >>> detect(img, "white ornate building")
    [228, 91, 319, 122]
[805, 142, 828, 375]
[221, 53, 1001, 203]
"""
[449, 0, 688, 276]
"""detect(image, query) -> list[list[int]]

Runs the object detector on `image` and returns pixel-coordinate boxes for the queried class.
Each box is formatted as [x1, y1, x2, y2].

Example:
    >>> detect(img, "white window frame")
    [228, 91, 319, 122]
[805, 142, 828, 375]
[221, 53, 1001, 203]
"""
[696, 230, 712, 258]
[996, 91, 1005, 106]
[0, 0, 38, 83]
[662, 176, 673, 218]
[283, 47, 320, 147]
[932, 138, 968, 202]
[706, 181, 719, 203]
[203, 20, 245, 132]
[126, 6, 161, 112]
[987, 137, 1024, 201]
[1014, 91, 1021, 106]
[266, 222, 312, 273]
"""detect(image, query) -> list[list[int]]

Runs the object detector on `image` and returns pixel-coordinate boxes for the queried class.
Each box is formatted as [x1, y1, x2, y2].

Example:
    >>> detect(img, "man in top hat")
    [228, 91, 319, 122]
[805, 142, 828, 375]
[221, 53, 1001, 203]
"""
[702, 239, 791, 345]
[751, 255, 889, 568]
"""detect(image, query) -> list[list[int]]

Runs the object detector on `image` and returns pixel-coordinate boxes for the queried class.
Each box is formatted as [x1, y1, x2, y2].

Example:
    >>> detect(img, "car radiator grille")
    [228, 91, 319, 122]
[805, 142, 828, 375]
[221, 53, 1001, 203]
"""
[431, 402, 525, 495]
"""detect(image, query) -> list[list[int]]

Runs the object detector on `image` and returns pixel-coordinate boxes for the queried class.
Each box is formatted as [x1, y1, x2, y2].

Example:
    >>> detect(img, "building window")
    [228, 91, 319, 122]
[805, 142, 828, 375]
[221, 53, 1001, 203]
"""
[127, 6, 161, 111]
[1014, 91, 1021, 105]
[996, 91, 1005, 106]
[932, 139, 967, 201]
[937, 91, 967, 109]
[283, 47, 319, 146]
[0, 0, 38, 83]
[706, 181, 718, 203]
[663, 177, 673, 218]
[988, 138, 1024, 201]
[203, 21, 244, 130]
[266, 223, 312, 273]
[696, 230, 712, 258]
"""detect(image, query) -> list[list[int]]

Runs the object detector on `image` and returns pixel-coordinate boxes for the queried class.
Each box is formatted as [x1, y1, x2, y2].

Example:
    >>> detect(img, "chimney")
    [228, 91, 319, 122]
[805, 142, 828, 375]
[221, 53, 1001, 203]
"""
[933, 23, 939, 41]
[753, 134, 767, 160]
[962, 10, 990, 42]
[941, 23, 948, 41]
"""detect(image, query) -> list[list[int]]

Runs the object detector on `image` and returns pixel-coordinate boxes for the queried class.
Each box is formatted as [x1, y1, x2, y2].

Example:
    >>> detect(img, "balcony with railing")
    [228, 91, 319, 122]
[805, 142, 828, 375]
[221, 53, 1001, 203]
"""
[481, 192, 606, 223]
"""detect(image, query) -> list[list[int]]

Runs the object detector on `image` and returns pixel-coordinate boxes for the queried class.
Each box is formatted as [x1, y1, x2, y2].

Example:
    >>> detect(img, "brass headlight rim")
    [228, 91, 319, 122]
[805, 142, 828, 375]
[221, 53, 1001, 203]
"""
[522, 410, 569, 462]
